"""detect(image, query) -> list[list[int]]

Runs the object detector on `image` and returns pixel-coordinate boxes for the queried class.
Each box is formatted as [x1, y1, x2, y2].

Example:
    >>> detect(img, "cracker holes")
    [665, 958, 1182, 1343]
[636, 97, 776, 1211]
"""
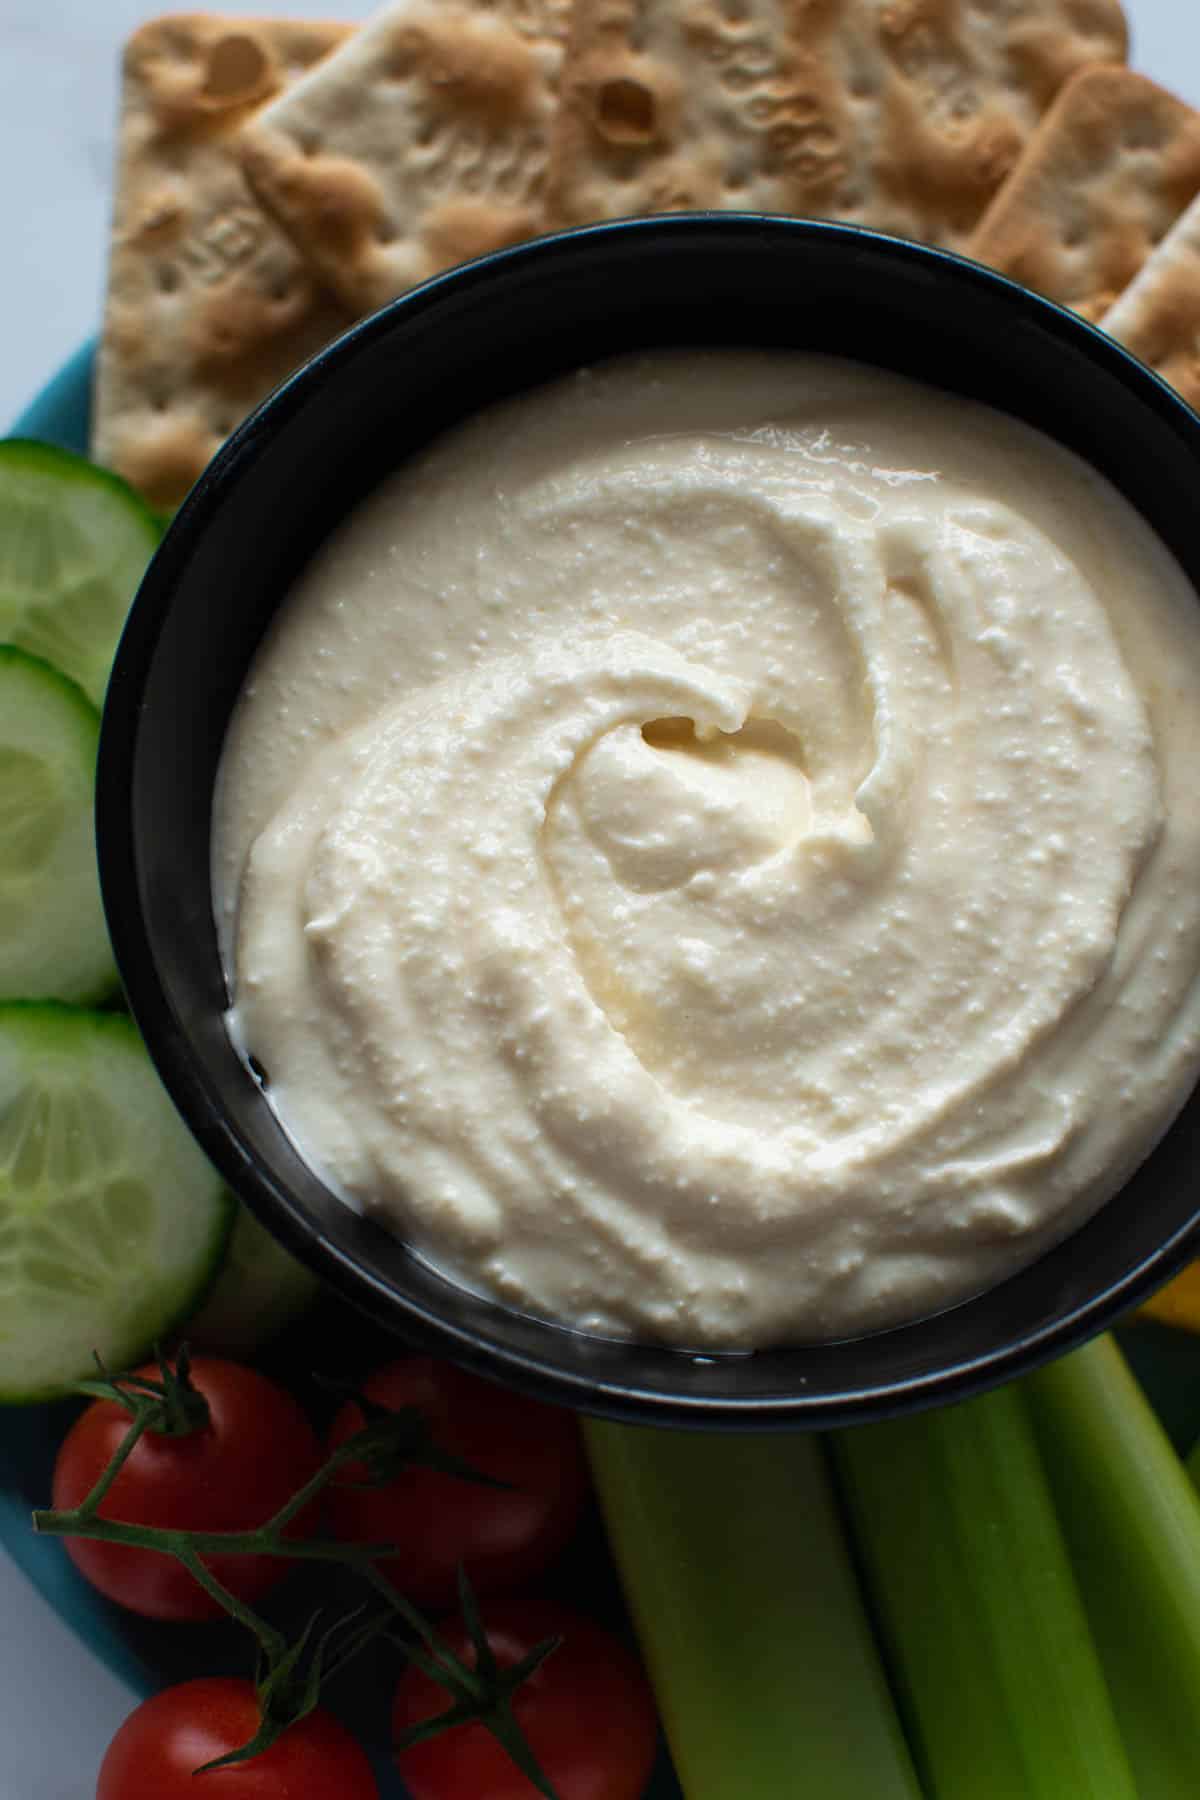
[1124, 120, 1165, 153]
[594, 78, 657, 145]
[203, 34, 269, 103]
[375, 221, 398, 244]
[155, 264, 180, 294]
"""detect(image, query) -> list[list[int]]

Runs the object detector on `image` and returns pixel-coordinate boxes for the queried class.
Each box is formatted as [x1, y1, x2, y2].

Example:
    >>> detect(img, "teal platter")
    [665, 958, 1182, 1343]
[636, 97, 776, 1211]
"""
[4, 346, 1199, 1797]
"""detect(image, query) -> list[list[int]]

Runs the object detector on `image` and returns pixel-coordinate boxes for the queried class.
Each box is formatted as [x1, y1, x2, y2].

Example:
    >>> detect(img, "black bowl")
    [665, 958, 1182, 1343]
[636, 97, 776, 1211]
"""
[97, 214, 1200, 1429]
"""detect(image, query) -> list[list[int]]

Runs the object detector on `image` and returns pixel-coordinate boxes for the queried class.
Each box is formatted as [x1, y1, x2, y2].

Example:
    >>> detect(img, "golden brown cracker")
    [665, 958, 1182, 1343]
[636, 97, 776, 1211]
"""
[544, 0, 1128, 248]
[1102, 192, 1200, 411]
[236, 0, 569, 319]
[92, 15, 355, 512]
[969, 66, 1200, 322]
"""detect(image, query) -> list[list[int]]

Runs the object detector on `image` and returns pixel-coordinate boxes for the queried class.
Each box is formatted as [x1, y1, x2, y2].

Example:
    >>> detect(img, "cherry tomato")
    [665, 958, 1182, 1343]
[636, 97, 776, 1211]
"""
[52, 1356, 323, 1621]
[327, 1358, 589, 1610]
[96, 1678, 378, 1798]
[393, 1596, 659, 1800]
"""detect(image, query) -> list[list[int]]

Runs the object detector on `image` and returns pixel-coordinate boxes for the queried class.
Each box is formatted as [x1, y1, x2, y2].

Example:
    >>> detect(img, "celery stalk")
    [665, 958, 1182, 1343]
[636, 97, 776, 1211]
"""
[833, 1383, 1135, 1800]
[584, 1421, 920, 1800]
[1026, 1335, 1200, 1799]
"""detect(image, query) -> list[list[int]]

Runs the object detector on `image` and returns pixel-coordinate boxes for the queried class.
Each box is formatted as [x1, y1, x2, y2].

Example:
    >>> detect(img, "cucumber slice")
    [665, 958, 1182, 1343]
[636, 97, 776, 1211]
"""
[181, 1200, 320, 1356]
[0, 1004, 233, 1403]
[0, 439, 162, 707]
[0, 647, 117, 1004]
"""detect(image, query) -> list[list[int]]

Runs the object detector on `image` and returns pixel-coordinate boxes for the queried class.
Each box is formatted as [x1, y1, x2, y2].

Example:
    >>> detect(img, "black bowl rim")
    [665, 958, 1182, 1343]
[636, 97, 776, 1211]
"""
[98, 212, 1200, 1428]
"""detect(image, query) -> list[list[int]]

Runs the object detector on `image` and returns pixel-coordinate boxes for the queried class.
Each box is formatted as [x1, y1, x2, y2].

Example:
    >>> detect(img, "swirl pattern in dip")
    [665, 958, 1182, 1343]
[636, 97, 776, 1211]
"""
[213, 354, 1200, 1346]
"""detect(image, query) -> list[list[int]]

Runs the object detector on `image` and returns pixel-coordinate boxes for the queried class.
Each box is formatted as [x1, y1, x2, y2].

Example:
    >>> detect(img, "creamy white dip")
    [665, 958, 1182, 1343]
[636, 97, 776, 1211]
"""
[213, 353, 1200, 1347]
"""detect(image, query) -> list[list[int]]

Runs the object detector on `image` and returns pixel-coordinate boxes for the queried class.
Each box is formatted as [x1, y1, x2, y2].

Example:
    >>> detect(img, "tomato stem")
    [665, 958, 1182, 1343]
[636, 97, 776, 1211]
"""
[32, 1508, 402, 1560]
[173, 1542, 288, 1665]
[63, 1403, 156, 1520]
[36, 1430, 519, 1574]
[362, 1564, 457, 1657]
[34, 1352, 568, 1799]
[35, 1395, 440, 1561]
[74, 1343, 212, 1439]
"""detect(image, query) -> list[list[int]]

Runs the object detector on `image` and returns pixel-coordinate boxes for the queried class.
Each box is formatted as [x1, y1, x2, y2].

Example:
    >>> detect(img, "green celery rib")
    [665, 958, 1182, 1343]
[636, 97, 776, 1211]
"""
[833, 1382, 1136, 1800]
[1027, 1334, 1200, 1800]
[584, 1420, 921, 1800]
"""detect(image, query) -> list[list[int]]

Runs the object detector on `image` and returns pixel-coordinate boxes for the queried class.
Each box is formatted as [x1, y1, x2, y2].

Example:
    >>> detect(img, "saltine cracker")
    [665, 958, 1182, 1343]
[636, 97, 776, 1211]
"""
[1103, 192, 1200, 412]
[92, 15, 355, 512]
[544, 0, 1128, 249]
[970, 66, 1200, 321]
[237, 0, 569, 318]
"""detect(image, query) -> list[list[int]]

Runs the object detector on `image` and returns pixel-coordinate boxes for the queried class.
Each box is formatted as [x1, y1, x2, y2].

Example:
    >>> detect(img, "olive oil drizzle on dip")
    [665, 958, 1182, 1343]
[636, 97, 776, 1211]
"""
[213, 353, 1200, 1347]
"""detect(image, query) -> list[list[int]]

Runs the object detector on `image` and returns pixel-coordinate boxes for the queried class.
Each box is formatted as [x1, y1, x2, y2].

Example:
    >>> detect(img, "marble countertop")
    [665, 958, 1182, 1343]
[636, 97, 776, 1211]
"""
[2, 1, 1199, 1794]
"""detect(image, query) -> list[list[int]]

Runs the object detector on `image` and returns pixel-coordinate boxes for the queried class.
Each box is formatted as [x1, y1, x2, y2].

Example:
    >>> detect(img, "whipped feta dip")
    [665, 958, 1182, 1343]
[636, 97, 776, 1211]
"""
[212, 353, 1200, 1346]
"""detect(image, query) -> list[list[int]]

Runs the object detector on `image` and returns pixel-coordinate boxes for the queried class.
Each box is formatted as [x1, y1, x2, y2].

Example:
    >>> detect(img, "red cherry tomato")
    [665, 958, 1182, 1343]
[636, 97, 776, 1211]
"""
[52, 1356, 323, 1621]
[96, 1678, 378, 1799]
[393, 1596, 659, 1800]
[326, 1358, 589, 1610]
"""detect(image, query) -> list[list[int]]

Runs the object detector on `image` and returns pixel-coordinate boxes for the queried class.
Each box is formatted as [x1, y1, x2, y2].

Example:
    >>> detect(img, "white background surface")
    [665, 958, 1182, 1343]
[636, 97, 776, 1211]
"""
[1, 1, 1199, 1794]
